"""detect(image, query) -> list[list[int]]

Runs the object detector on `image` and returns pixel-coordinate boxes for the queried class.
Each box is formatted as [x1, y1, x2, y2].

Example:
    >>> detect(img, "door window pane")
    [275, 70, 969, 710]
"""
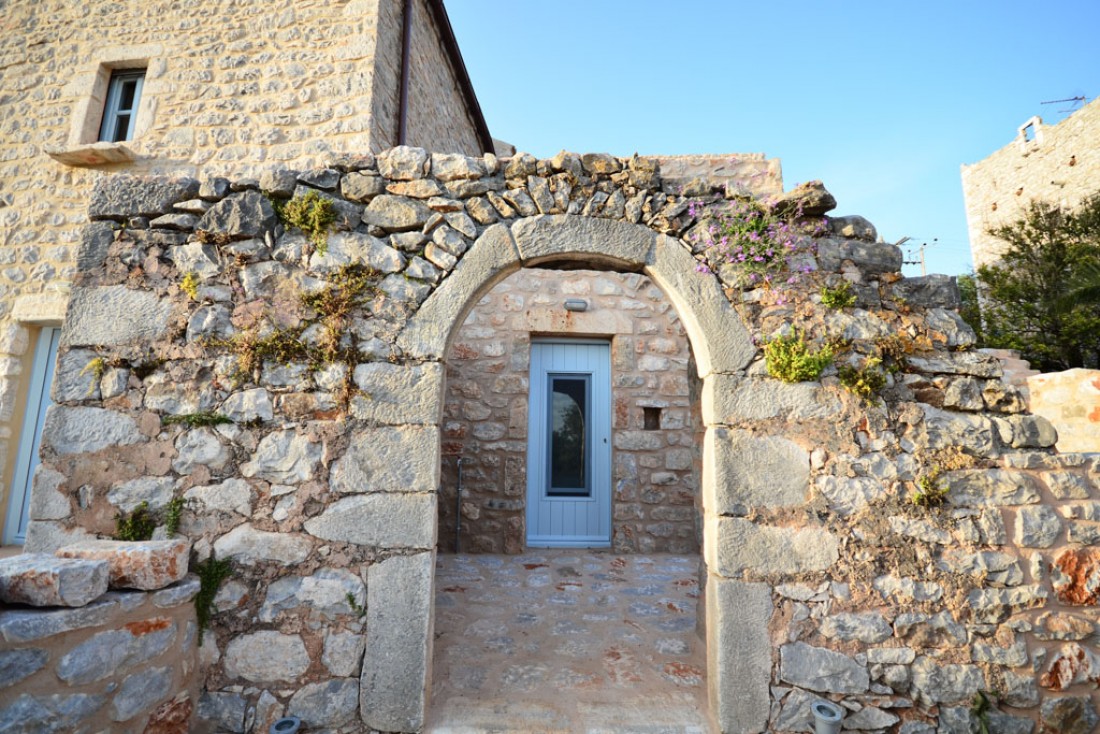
[548, 375, 589, 496]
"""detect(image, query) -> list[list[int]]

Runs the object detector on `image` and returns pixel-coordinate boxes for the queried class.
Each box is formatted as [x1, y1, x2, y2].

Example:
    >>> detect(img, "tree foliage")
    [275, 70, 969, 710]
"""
[975, 193, 1100, 371]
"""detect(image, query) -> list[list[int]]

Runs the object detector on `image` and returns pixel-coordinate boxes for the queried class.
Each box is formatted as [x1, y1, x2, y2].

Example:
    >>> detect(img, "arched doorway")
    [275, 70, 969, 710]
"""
[383, 215, 772, 732]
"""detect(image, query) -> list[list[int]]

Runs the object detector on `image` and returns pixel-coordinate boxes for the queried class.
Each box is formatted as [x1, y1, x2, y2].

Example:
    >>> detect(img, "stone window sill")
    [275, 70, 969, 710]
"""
[46, 142, 135, 167]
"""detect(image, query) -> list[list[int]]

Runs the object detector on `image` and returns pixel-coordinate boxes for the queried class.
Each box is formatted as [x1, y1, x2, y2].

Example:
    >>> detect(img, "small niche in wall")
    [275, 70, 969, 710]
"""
[643, 407, 661, 431]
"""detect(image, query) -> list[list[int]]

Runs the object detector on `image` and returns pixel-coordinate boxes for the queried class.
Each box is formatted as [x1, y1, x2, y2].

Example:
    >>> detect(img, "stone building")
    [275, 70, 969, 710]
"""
[2, 149, 1096, 733]
[0, 0, 494, 546]
[962, 95, 1100, 268]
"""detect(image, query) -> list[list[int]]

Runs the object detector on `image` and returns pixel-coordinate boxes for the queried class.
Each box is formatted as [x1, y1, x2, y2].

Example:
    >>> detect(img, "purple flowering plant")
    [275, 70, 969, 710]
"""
[689, 197, 825, 299]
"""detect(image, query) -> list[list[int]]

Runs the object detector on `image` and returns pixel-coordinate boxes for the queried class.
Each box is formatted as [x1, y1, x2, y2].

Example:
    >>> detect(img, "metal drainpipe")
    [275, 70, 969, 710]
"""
[396, 0, 413, 146]
[454, 457, 464, 553]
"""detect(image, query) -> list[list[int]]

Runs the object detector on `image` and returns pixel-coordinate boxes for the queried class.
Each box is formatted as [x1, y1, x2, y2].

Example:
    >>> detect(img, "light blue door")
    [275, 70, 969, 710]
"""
[3, 327, 61, 545]
[526, 340, 611, 547]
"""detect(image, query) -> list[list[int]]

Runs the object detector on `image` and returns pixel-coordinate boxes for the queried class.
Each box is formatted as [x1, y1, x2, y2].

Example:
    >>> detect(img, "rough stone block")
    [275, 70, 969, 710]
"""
[350, 362, 444, 425]
[212, 524, 311, 566]
[106, 476, 176, 513]
[196, 190, 277, 240]
[324, 630, 366, 677]
[703, 428, 808, 514]
[0, 648, 48, 689]
[1014, 505, 1063, 548]
[817, 238, 902, 274]
[362, 194, 432, 231]
[361, 552, 434, 732]
[56, 538, 189, 591]
[0, 692, 106, 733]
[259, 568, 364, 623]
[816, 475, 888, 517]
[41, 406, 144, 456]
[779, 641, 870, 694]
[378, 146, 429, 180]
[151, 575, 201, 608]
[303, 494, 436, 549]
[916, 405, 998, 456]
[701, 375, 840, 423]
[945, 469, 1042, 506]
[28, 466, 71, 521]
[89, 174, 200, 220]
[22, 520, 98, 554]
[397, 224, 521, 359]
[1040, 695, 1099, 734]
[646, 234, 755, 375]
[910, 656, 984, 705]
[819, 612, 892, 643]
[111, 665, 173, 721]
[185, 478, 252, 516]
[196, 692, 248, 734]
[62, 286, 173, 347]
[331, 426, 440, 493]
[58, 620, 177, 685]
[888, 273, 960, 308]
[0, 597, 117, 642]
[288, 679, 360, 728]
[705, 578, 771, 734]
[224, 631, 310, 683]
[705, 517, 838, 577]
[78, 221, 117, 271]
[0, 554, 108, 607]
[240, 429, 322, 484]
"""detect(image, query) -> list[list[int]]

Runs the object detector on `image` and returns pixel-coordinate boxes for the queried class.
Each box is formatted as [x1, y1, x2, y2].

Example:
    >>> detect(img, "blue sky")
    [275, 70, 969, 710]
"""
[446, 1, 1099, 276]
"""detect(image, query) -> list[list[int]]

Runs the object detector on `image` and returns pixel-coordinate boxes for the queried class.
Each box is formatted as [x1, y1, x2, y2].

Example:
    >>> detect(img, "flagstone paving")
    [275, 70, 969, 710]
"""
[427, 551, 715, 733]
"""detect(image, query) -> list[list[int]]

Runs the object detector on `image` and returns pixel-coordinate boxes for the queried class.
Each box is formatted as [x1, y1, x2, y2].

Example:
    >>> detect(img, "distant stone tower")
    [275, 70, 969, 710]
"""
[962, 95, 1100, 269]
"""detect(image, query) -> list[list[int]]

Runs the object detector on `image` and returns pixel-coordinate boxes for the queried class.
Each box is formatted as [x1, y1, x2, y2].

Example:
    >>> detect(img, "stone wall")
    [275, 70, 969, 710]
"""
[962, 95, 1100, 268]
[440, 268, 699, 554]
[1028, 368, 1100, 453]
[0, 542, 199, 732]
[22, 147, 1100, 733]
[404, 0, 484, 155]
[0, 0, 486, 544]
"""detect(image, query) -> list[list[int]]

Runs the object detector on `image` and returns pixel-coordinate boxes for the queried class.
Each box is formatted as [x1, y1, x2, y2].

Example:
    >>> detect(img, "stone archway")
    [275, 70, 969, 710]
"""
[391, 214, 773, 732]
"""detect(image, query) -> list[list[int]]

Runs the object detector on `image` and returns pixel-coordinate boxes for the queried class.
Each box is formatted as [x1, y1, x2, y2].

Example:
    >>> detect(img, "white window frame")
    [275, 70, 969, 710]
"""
[99, 69, 145, 143]
[2, 327, 61, 546]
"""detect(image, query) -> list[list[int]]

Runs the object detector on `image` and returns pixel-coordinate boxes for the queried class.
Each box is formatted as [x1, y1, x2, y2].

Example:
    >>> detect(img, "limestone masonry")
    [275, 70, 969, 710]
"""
[0, 0, 489, 539]
[962, 95, 1100, 268]
[2, 145, 1097, 733]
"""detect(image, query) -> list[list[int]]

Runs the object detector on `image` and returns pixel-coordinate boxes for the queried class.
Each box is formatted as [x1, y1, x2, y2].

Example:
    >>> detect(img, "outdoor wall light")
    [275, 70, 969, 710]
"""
[564, 299, 588, 312]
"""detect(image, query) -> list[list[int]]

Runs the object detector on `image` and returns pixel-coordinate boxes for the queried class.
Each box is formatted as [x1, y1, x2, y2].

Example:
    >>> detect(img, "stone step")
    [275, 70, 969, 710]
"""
[55, 538, 190, 591]
[0, 553, 109, 607]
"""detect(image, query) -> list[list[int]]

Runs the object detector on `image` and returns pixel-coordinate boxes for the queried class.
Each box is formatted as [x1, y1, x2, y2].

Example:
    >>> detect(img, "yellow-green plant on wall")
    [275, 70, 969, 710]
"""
[820, 280, 857, 309]
[181, 271, 201, 300]
[911, 467, 948, 507]
[115, 501, 156, 541]
[838, 356, 887, 399]
[275, 190, 337, 256]
[763, 330, 834, 383]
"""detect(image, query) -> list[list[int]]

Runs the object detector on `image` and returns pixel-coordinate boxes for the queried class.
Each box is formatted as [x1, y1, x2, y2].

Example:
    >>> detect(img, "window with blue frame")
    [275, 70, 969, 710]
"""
[98, 69, 145, 143]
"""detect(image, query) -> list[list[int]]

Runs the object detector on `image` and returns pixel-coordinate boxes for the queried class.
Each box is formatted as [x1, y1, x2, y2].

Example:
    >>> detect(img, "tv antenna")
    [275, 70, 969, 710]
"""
[1041, 95, 1086, 114]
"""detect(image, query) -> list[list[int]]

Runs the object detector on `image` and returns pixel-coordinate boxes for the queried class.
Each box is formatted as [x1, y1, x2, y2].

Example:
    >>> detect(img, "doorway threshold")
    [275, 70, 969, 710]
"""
[428, 551, 715, 734]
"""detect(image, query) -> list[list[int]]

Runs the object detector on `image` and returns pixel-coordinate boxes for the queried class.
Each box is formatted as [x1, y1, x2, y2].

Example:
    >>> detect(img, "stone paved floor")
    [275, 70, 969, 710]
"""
[427, 551, 715, 734]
